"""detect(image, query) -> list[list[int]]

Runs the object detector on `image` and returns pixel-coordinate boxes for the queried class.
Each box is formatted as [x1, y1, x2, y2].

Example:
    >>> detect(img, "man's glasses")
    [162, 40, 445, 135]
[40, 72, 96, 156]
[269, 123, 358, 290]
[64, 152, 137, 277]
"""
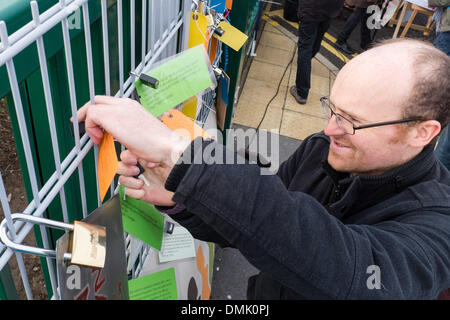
[320, 96, 423, 135]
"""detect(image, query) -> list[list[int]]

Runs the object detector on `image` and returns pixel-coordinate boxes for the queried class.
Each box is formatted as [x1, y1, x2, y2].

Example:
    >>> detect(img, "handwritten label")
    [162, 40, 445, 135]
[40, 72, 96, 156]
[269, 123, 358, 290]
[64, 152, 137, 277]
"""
[159, 226, 196, 263]
[135, 45, 213, 117]
[128, 268, 178, 300]
[119, 185, 164, 250]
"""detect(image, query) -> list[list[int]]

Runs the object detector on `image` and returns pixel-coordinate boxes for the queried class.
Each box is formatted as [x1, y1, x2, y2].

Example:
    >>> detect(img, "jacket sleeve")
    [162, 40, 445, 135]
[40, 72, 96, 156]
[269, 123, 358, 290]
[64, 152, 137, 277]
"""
[428, 0, 450, 7]
[168, 140, 450, 299]
[169, 136, 313, 247]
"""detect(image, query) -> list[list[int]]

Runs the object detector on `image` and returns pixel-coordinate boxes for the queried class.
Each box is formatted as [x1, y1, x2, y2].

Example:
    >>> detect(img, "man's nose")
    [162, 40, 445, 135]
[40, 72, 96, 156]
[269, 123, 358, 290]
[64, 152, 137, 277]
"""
[324, 114, 345, 136]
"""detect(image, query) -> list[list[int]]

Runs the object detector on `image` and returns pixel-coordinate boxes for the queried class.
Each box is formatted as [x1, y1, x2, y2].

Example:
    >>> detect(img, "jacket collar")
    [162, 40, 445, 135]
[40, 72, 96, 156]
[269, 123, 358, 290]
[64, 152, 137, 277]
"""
[321, 142, 437, 219]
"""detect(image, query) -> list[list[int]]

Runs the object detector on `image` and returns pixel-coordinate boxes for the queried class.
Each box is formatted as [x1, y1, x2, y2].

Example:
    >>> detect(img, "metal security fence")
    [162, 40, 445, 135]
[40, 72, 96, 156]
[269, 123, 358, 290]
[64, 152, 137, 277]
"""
[0, 0, 192, 299]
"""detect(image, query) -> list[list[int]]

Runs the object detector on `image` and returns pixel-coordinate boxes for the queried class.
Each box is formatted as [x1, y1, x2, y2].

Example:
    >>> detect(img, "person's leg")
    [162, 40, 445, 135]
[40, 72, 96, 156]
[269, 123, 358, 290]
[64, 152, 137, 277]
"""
[312, 19, 331, 58]
[360, 7, 373, 50]
[337, 8, 361, 45]
[294, 22, 318, 100]
[432, 31, 450, 170]
[435, 126, 450, 171]
[433, 31, 450, 56]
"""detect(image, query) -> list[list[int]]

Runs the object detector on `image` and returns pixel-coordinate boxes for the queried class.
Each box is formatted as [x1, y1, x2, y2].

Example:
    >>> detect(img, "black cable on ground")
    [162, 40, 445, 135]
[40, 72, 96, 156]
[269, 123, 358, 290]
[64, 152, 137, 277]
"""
[243, 30, 298, 168]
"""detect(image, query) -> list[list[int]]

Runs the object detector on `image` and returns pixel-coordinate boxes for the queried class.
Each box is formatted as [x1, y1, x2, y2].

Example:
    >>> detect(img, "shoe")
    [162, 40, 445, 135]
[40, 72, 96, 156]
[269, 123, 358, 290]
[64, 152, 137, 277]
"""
[290, 86, 307, 105]
[335, 41, 356, 55]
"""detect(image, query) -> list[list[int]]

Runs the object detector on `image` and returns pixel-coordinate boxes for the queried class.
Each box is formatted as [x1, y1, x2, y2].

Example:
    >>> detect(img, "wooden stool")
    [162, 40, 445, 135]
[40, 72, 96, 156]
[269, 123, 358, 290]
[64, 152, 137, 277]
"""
[392, 1, 435, 38]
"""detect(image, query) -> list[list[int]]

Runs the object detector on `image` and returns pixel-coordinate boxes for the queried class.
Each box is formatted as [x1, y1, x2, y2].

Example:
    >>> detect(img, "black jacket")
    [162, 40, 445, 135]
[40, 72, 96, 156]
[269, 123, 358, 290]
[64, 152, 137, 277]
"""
[166, 133, 450, 299]
[297, 0, 345, 23]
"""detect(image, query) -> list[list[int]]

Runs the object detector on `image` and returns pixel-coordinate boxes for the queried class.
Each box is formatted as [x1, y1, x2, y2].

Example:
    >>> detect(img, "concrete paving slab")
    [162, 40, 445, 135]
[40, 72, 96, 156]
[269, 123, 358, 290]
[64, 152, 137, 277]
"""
[280, 110, 328, 141]
[255, 44, 296, 67]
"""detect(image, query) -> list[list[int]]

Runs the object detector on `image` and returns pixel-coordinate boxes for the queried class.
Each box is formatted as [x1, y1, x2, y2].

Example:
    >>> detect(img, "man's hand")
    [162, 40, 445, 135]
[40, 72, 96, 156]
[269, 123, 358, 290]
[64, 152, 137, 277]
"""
[118, 150, 176, 206]
[77, 95, 191, 169]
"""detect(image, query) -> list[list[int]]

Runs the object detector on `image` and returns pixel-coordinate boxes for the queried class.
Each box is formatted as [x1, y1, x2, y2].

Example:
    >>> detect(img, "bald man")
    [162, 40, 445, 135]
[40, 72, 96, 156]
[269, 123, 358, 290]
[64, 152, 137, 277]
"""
[78, 38, 450, 299]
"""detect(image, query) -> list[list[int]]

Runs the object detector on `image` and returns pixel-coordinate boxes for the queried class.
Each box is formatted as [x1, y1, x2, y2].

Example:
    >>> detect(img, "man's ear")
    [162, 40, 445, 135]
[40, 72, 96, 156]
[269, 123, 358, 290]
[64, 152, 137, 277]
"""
[408, 120, 441, 148]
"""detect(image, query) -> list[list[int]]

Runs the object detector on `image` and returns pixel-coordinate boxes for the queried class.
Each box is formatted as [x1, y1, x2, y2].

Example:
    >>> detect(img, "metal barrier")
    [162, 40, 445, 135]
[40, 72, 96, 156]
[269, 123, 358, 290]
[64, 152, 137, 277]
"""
[0, 0, 192, 300]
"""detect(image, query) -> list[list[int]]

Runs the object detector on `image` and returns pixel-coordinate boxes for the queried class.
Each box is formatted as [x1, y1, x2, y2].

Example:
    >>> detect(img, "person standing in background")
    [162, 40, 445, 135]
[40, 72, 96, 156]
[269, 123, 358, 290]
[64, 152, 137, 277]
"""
[430, 0, 450, 173]
[335, 0, 380, 54]
[289, 0, 345, 104]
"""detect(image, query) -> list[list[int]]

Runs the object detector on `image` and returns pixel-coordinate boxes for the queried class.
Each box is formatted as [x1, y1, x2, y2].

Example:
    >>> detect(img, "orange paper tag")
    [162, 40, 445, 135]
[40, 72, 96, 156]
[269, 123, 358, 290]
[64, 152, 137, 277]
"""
[98, 132, 118, 202]
[161, 109, 210, 141]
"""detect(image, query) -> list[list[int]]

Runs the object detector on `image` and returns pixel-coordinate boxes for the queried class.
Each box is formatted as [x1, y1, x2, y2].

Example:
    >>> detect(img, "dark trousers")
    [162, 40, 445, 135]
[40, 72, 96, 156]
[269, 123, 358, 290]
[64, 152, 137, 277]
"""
[337, 7, 372, 49]
[295, 20, 331, 99]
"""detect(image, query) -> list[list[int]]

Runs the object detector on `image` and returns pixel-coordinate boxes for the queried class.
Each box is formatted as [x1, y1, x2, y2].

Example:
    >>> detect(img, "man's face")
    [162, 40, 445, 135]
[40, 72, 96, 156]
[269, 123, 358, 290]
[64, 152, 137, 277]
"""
[325, 50, 417, 175]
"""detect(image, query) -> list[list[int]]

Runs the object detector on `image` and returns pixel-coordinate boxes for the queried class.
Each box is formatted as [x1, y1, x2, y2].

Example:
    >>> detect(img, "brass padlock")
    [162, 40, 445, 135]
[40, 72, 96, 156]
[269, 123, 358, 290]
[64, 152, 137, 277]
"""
[69, 221, 106, 269]
[0, 213, 106, 269]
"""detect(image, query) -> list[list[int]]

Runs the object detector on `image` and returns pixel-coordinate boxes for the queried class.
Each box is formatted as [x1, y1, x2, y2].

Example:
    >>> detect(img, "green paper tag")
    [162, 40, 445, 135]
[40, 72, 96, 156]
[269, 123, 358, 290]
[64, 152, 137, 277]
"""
[128, 268, 178, 300]
[119, 185, 164, 251]
[136, 45, 213, 117]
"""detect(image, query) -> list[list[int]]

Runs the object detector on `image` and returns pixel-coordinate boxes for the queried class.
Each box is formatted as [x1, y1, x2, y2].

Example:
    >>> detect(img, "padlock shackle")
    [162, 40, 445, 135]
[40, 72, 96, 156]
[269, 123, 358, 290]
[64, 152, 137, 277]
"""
[0, 213, 74, 259]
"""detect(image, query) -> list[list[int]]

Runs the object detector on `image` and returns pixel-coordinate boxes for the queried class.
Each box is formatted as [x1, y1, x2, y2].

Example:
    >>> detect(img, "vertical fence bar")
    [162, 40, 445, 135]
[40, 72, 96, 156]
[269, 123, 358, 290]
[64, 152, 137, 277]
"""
[171, 0, 179, 55]
[155, 0, 162, 53]
[29, 2, 69, 295]
[117, 0, 126, 153]
[101, 0, 116, 198]
[0, 173, 33, 300]
[82, 1, 101, 207]
[130, 0, 135, 72]
[118, 0, 124, 97]
[147, 0, 153, 54]
[181, 0, 192, 51]
[30, 1, 70, 224]
[60, 0, 88, 218]
[101, 0, 111, 96]
[140, 0, 147, 72]
[161, 0, 167, 59]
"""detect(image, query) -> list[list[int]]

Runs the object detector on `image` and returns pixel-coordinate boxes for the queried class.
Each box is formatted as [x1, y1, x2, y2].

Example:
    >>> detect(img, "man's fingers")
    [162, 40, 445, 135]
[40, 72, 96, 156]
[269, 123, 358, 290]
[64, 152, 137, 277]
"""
[94, 95, 123, 105]
[82, 103, 111, 144]
[117, 162, 141, 177]
[119, 175, 145, 189]
[76, 102, 89, 122]
[124, 187, 145, 201]
[120, 150, 138, 165]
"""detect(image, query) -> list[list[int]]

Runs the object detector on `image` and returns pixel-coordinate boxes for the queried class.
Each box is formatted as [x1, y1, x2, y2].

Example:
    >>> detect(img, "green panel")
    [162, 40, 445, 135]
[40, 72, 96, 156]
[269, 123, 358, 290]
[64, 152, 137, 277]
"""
[5, 89, 43, 204]
[0, 0, 103, 97]
[0, 264, 19, 300]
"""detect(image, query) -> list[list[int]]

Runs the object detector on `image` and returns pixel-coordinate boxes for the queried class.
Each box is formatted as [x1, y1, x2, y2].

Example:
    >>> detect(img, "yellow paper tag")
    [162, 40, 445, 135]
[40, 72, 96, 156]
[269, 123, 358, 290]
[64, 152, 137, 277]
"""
[182, 96, 198, 119]
[188, 12, 208, 49]
[213, 21, 248, 51]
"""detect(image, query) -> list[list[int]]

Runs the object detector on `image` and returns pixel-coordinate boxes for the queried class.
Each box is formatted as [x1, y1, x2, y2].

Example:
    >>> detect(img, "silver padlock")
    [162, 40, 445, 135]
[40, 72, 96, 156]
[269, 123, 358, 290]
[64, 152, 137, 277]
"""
[0, 213, 106, 268]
